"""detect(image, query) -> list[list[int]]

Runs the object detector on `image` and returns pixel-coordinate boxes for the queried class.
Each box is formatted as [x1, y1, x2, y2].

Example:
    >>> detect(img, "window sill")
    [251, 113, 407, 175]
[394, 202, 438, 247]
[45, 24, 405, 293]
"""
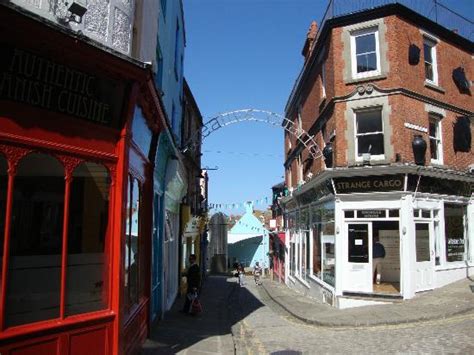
[429, 161, 445, 168]
[295, 275, 311, 289]
[424, 81, 445, 93]
[435, 263, 471, 271]
[346, 74, 387, 85]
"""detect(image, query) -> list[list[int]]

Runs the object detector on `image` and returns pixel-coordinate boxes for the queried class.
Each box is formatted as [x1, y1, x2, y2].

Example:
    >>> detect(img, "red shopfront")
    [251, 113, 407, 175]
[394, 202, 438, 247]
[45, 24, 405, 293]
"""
[0, 6, 163, 354]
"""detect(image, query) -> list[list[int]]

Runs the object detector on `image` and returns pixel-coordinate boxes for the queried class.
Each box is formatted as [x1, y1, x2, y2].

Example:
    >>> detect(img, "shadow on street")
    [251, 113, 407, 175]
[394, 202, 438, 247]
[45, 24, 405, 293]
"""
[141, 274, 264, 354]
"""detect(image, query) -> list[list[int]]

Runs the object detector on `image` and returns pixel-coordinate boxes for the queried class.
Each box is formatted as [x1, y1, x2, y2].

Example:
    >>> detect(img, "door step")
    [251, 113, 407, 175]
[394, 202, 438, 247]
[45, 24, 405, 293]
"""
[342, 291, 403, 301]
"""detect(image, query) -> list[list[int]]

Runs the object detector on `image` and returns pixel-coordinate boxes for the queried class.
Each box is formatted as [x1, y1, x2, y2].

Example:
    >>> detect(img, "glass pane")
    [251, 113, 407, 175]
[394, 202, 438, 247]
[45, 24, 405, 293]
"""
[422, 210, 431, 218]
[388, 209, 399, 217]
[66, 163, 110, 316]
[413, 209, 420, 218]
[344, 210, 355, 218]
[129, 178, 141, 305]
[415, 223, 430, 262]
[444, 204, 465, 262]
[348, 224, 369, 263]
[322, 240, 335, 286]
[430, 138, 438, 160]
[0, 155, 7, 289]
[357, 134, 384, 156]
[425, 63, 433, 81]
[423, 43, 432, 63]
[356, 33, 375, 54]
[357, 111, 382, 134]
[429, 121, 437, 137]
[312, 226, 321, 278]
[356, 52, 377, 73]
[7, 153, 64, 327]
[124, 176, 132, 307]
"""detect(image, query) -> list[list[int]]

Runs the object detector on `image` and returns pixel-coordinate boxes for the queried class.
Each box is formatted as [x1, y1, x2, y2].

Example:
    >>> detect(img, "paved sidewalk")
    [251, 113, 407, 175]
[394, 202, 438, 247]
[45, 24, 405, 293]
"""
[261, 277, 474, 327]
[141, 275, 236, 354]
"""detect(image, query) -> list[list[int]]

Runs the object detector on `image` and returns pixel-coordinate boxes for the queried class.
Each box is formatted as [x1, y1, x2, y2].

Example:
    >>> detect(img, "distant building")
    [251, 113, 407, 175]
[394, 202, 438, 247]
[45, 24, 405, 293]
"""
[282, 0, 473, 308]
[228, 202, 270, 269]
[208, 213, 228, 273]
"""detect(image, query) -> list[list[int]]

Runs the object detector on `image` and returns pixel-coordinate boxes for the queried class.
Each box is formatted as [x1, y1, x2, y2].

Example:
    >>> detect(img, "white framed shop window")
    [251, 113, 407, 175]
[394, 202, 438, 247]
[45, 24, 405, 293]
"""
[443, 203, 468, 264]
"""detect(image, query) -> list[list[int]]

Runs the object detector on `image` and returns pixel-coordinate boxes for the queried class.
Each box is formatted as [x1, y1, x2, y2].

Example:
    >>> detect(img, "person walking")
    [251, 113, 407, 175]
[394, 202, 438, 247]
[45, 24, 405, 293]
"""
[373, 237, 386, 285]
[253, 262, 262, 285]
[182, 254, 201, 313]
[238, 263, 245, 287]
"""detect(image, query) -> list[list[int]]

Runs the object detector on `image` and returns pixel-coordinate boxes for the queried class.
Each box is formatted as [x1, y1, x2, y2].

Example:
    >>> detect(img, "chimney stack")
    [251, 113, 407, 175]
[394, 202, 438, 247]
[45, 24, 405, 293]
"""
[302, 21, 318, 62]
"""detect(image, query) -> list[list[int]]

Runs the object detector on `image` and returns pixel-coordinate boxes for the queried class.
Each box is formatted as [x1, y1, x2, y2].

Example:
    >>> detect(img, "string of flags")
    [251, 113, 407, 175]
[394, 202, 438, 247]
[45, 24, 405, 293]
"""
[234, 220, 270, 235]
[209, 196, 270, 210]
[209, 190, 290, 210]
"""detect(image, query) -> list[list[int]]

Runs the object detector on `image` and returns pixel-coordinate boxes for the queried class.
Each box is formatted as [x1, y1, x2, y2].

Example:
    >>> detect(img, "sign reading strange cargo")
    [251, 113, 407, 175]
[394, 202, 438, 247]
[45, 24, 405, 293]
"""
[334, 175, 404, 194]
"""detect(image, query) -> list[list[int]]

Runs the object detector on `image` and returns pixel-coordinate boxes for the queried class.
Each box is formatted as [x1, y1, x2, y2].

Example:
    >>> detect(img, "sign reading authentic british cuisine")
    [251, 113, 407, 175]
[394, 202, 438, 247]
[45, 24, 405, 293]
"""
[334, 175, 404, 194]
[0, 45, 125, 127]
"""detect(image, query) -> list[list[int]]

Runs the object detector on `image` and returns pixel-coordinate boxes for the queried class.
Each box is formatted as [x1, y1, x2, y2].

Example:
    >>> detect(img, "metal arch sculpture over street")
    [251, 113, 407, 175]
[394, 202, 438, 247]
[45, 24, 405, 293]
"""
[183, 109, 323, 159]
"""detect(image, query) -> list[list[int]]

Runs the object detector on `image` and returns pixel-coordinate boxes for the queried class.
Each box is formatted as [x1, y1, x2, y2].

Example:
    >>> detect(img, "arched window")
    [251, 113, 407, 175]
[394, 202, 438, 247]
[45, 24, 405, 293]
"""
[66, 162, 110, 316]
[6, 153, 64, 327]
[0, 155, 7, 284]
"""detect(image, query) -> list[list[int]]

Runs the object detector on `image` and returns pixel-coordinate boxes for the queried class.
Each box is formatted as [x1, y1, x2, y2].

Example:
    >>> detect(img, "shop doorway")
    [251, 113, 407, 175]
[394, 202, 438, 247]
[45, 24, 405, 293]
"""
[344, 220, 400, 295]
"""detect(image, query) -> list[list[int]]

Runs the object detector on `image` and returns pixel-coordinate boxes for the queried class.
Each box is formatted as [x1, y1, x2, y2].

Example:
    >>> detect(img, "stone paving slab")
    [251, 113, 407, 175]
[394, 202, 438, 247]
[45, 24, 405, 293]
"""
[261, 277, 474, 327]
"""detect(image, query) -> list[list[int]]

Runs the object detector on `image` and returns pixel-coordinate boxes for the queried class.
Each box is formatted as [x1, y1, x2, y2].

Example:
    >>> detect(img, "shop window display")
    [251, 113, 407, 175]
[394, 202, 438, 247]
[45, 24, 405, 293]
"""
[66, 162, 110, 316]
[6, 153, 65, 327]
[444, 204, 466, 262]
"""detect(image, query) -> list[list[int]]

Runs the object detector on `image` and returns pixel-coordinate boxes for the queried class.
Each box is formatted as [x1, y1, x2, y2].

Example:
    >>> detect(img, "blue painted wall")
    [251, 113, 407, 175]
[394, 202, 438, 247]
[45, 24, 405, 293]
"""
[156, 0, 185, 146]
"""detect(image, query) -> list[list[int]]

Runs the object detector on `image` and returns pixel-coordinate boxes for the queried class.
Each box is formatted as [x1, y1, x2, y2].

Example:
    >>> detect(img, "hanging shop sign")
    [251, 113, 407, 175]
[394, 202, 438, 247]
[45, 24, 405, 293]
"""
[0, 45, 126, 127]
[334, 175, 404, 194]
[407, 175, 473, 197]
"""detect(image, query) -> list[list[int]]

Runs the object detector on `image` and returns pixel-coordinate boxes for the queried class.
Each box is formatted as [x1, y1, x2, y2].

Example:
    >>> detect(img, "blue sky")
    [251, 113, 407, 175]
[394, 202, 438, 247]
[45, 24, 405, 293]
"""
[182, 0, 473, 214]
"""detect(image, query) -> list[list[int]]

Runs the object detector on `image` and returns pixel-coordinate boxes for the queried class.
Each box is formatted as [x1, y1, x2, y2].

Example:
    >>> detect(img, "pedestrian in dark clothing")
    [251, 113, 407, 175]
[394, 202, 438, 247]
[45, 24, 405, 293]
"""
[182, 254, 201, 313]
[373, 238, 386, 285]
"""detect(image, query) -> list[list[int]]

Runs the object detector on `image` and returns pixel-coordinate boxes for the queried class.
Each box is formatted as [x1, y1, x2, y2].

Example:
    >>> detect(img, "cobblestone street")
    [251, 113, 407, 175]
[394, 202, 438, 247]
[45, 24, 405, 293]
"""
[144, 275, 474, 354]
[234, 278, 474, 354]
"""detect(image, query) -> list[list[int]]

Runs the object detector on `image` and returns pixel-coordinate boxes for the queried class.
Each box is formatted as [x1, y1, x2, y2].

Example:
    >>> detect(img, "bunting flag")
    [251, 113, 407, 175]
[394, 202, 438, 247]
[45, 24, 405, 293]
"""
[208, 194, 274, 211]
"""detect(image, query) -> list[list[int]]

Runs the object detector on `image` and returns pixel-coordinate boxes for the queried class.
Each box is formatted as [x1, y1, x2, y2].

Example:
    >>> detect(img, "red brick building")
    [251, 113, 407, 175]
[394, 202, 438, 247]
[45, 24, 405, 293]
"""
[282, 1, 473, 307]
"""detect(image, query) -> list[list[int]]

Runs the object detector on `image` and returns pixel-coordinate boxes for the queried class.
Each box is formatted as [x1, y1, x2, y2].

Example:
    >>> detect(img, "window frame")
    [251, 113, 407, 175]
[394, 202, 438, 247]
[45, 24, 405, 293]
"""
[428, 114, 443, 165]
[0, 147, 113, 330]
[350, 27, 381, 79]
[423, 37, 438, 85]
[354, 107, 385, 161]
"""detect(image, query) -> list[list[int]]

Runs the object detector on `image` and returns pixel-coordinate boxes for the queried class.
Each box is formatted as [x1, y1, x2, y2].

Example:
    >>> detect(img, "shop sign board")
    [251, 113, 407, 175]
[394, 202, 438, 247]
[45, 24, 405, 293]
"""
[446, 238, 465, 262]
[407, 175, 473, 197]
[357, 210, 386, 218]
[334, 175, 404, 194]
[0, 45, 126, 127]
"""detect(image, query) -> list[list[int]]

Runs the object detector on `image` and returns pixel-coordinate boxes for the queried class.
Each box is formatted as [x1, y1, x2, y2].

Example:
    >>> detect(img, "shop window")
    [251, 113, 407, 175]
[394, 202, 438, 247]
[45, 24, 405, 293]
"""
[413, 209, 420, 218]
[355, 109, 384, 159]
[290, 238, 296, 277]
[6, 153, 64, 327]
[124, 176, 142, 311]
[312, 226, 321, 278]
[351, 27, 380, 78]
[421, 210, 431, 219]
[444, 204, 466, 262]
[429, 115, 443, 164]
[66, 163, 110, 316]
[415, 223, 430, 262]
[0, 155, 7, 283]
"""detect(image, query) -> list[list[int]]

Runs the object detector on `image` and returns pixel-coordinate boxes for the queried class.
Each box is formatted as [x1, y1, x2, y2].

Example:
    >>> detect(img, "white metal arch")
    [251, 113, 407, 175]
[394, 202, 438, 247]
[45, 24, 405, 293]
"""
[184, 109, 323, 159]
